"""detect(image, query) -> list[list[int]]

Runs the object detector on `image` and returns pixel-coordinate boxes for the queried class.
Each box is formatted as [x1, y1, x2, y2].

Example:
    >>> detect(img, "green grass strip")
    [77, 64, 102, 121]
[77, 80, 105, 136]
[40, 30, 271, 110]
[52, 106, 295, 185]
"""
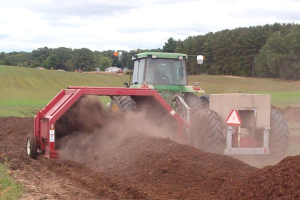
[0, 162, 23, 200]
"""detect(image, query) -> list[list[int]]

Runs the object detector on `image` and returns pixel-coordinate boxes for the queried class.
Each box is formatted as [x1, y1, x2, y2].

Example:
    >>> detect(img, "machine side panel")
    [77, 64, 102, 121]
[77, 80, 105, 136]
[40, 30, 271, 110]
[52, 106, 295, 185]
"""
[210, 93, 270, 127]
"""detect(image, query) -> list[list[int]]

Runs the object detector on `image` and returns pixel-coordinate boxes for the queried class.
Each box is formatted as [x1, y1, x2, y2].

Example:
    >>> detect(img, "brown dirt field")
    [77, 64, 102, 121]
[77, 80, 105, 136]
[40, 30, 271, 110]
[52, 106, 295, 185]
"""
[1, 104, 300, 199]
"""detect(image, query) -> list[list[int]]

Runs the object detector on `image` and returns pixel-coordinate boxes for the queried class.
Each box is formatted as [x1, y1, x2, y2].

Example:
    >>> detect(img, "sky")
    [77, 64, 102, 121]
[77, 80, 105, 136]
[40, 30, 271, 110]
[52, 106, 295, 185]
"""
[1, 0, 300, 53]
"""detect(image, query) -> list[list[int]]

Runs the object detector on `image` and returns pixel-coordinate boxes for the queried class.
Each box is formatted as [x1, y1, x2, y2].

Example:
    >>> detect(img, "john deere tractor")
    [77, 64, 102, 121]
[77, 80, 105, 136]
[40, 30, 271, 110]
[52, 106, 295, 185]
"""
[109, 52, 289, 159]
[110, 52, 225, 154]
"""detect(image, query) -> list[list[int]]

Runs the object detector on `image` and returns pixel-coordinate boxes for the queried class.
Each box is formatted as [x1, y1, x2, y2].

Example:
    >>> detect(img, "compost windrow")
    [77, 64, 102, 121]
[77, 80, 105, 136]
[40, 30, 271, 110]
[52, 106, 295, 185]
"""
[0, 105, 300, 199]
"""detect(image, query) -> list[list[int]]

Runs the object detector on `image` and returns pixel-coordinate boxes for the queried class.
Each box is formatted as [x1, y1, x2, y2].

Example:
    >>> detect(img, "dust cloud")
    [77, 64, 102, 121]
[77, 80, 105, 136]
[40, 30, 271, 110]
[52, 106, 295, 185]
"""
[56, 95, 182, 165]
[56, 96, 300, 169]
[55, 95, 105, 139]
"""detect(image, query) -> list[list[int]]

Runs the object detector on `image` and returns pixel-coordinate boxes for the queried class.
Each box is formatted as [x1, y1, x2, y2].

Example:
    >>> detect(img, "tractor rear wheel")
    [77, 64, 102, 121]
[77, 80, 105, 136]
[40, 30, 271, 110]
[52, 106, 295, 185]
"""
[184, 93, 224, 154]
[200, 95, 210, 109]
[26, 133, 37, 159]
[110, 96, 136, 112]
[270, 110, 289, 160]
[191, 109, 224, 154]
[184, 93, 204, 111]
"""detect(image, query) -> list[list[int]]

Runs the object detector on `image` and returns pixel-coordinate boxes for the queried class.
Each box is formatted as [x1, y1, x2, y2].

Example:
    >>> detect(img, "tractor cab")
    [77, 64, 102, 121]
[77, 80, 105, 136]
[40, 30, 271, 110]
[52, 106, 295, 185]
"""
[131, 52, 188, 86]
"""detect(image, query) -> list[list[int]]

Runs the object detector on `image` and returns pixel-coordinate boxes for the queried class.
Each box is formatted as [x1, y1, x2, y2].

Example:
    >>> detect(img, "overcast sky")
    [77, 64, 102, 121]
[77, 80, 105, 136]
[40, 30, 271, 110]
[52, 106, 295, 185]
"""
[1, 0, 300, 53]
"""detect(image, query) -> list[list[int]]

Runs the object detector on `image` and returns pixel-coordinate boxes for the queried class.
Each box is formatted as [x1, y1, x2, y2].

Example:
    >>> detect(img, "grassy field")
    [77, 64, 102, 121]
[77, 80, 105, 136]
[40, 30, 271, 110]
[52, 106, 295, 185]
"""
[189, 75, 300, 108]
[0, 161, 23, 199]
[1, 65, 300, 117]
[0, 65, 125, 117]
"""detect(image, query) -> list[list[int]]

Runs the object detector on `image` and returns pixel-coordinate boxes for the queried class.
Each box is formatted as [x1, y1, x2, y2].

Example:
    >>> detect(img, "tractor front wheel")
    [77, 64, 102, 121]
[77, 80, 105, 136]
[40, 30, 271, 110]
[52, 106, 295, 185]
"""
[26, 133, 37, 159]
[110, 96, 136, 112]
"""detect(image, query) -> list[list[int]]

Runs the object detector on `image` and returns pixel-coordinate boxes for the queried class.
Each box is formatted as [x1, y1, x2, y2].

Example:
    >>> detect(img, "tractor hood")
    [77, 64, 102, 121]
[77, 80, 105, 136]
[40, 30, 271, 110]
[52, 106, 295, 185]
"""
[130, 84, 204, 93]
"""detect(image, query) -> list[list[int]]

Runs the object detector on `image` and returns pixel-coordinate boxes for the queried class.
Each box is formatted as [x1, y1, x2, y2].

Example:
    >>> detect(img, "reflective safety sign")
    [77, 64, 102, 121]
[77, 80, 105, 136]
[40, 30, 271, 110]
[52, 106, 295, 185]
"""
[226, 109, 242, 126]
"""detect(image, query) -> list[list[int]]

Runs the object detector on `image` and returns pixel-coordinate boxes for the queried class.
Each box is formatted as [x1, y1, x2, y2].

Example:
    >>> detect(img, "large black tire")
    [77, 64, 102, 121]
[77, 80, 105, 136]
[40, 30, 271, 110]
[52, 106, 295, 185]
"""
[200, 95, 210, 109]
[184, 93, 204, 113]
[270, 110, 289, 160]
[191, 109, 224, 154]
[184, 93, 224, 154]
[110, 96, 136, 112]
[26, 133, 37, 159]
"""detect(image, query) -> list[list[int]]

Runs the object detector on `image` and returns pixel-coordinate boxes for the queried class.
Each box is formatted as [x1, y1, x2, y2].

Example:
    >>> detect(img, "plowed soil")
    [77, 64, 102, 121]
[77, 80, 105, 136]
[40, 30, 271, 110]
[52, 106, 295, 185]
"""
[1, 104, 300, 199]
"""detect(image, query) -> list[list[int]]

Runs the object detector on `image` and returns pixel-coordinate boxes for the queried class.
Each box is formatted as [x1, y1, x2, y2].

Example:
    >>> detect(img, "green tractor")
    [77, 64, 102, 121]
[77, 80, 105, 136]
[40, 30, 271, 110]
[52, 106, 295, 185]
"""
[109, 52, 289, 160]
[110, 52, 225, 154]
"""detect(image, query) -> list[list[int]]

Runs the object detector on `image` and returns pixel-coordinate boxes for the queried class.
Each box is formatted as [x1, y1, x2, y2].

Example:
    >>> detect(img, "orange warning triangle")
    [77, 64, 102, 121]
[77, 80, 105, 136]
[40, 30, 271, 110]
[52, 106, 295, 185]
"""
[226, 109, 242, 126]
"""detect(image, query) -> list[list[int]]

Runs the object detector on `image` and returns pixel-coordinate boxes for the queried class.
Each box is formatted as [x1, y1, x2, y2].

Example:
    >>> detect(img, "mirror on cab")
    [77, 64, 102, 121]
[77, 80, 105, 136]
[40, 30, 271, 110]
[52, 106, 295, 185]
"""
[114, 51, 123, 61]
[118, 52, 122, 61]
[197, 55, 204, 64]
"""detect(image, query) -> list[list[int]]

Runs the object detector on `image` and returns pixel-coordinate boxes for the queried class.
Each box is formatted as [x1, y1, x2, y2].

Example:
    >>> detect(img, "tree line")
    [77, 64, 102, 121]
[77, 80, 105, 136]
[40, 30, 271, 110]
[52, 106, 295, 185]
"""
[0, 48, 145, 72]
[0, 23, 299, 80]
[163, 23, 300, 80]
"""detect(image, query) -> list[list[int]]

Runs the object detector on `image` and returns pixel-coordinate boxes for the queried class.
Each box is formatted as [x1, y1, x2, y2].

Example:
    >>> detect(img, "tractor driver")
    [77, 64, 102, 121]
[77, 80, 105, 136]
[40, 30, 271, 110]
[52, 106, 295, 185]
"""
[146, 59, 162, 84]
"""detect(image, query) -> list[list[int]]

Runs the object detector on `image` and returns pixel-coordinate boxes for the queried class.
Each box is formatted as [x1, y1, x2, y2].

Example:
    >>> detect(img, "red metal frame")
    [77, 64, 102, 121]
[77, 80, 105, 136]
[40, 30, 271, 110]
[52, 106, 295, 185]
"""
[34, 87, 190, 159]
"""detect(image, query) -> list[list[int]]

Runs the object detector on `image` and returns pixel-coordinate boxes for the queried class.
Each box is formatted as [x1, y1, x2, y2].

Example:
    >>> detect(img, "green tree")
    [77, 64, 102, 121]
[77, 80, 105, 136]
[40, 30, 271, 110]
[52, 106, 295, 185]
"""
[0, 52, 8, 65]
[42, 58, 50, 69]
[99, 56, 112, 71]
[30, 60, 40, 68]
[202, 33, 214, 74]
[65, 59, 75, 71]
[163, 37, 178, 53]
[42, 55, 58, 69]
[93, 51, 103, 69]
[52, 47, 73, 70]
[254, 26, 300, 80]
[31, 47, 51, 64]
[5, 51, 31, 66]
[72, 48, 95, 71]
[125, 52, 134, 69]
[53, 47, 72, 63]
[49, 55, 58, 69]
[0, 52, 5, 59]
[181, 36, 194, 74]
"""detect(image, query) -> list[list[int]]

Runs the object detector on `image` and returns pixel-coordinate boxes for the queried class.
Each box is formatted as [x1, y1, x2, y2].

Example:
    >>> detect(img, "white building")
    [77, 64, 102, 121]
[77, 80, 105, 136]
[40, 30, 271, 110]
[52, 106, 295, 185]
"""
[104, 66, 122, 72]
